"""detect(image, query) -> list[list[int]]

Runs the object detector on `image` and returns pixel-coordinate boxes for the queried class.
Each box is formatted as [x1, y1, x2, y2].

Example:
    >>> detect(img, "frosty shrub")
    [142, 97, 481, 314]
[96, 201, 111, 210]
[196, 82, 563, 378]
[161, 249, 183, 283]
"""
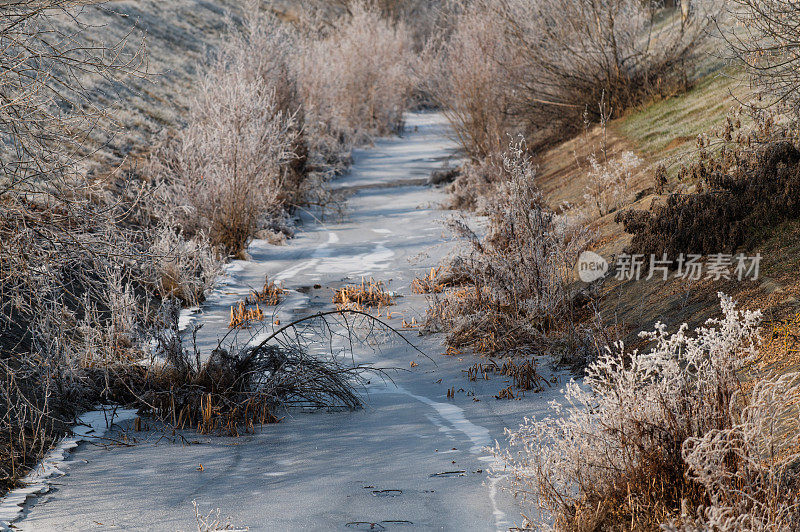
[584, 150, 641, 216]
[156, 14, 300, 256]
[423, 4, 514, 159]
[297, 2, 415, 169]
[427, 139, 593, 356]
[726, 0, 800, 117]
[430, 0, 712, 153]
[617, 109, 800, 260]
[492, 0, 712, 141]
[147, 223, 221, 306]
[493, 294, 800, 530]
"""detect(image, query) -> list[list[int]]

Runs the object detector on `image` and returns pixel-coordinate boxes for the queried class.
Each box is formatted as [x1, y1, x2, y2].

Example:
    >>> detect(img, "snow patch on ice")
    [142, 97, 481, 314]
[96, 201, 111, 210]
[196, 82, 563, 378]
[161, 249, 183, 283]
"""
[315, 243, 394, 275]
[178, 306, 200, 332]
[0, 407, 138, 529]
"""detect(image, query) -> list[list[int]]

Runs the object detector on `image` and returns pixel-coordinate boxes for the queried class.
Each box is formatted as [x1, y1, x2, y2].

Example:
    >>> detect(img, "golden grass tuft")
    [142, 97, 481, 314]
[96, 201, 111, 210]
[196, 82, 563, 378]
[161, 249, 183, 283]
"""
[333, 278, 394, 312]
[411, 266, 449, 294]
[228, 301, 265, 329]
[244, 276, 285, 306]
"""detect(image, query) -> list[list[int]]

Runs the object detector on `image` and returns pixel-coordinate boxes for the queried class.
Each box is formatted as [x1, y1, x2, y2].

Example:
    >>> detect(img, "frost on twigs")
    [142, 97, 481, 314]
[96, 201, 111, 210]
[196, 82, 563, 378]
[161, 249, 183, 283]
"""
[493, 294, 800, 530]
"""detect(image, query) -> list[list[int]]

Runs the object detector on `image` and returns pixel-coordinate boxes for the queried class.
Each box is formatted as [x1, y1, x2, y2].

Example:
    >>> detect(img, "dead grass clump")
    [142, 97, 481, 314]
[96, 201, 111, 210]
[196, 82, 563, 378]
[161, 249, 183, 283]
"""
[411, 267, 451, 294]
[228, 302, 266, 330]
[617, 109, 800, 259]
[130, 310, 389, 436]
[244, 276, 285, 307]
[466, 358, 551, 398]
[426, 140, 593, 357]
[494, 294, 800, 530]
[333, 279, 394, 312]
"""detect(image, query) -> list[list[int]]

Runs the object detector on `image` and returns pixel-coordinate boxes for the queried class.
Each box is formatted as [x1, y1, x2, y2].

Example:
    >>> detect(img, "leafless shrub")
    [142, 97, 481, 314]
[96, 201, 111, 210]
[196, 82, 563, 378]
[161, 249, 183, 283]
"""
[154, 41, 299, 256]
[427, 139, 593, 356]
[725, 1, 800, 117]
[493, 294, 800, 530]
[429, 0, 713, 157]
[494, 0, 713, 144]
[118, 310, 410, 436]
[323, 0, 447, 47]
[296, 2, 415, 170]
[0, 358, 54, 492]
[422, 4, 515, 158]
[0, 0, 144, 199]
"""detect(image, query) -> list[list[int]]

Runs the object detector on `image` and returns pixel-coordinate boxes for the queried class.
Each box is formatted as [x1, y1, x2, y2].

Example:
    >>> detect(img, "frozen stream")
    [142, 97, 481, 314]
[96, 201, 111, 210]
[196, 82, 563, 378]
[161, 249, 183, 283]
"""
[11, 113, 567, 531]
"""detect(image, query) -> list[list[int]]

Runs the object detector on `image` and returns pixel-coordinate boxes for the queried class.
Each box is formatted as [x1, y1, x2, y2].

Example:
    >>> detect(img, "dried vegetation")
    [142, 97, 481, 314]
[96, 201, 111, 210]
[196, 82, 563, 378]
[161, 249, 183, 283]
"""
[424, 140, 595, 360]
[333, 279, 395, 312]
[617, 107, 800, 260]
[494, 295, 800, 530]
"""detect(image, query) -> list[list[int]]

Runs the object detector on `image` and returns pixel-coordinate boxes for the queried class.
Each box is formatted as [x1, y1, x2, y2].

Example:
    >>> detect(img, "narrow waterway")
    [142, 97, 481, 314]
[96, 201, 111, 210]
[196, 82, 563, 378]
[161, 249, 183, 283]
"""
[12, 113, 566, 531]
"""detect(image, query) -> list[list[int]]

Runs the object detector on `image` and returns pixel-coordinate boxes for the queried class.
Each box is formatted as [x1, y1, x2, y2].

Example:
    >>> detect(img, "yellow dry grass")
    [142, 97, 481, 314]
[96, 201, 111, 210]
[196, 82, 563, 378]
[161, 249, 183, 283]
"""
[332, 278, 394, 312]
[411, 266, 449, 294]
[245, 275, 285, 306]
[228, 301, 265, 329]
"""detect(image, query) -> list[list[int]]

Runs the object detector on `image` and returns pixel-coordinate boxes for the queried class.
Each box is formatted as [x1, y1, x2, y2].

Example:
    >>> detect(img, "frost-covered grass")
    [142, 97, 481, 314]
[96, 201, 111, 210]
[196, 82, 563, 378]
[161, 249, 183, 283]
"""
[493, 294, 800, 530]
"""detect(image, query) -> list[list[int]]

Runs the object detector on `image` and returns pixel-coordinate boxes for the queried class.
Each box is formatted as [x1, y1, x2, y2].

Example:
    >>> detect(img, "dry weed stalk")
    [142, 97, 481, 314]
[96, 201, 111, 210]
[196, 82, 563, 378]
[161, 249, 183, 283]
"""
[412, 267, 450, 294]
[228, 302, 266, 330]
[244, 276, 285, 307]
[580, 101, 642, 217]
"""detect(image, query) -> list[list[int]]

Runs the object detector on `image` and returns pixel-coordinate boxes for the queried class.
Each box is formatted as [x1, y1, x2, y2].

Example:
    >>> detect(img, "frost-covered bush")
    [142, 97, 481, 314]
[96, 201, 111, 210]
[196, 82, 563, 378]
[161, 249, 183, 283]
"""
[147, 223, 221, 306]
[584, 150, 641, 216]
[297, 2, 415, 169]
[429, 0, 712, 155]
[155, 13, 300, 256]
[492, 0, 712, 143]
[423, 4, 514, 159]
[428, 139, 592, 356]
[493, 294, 800, 530]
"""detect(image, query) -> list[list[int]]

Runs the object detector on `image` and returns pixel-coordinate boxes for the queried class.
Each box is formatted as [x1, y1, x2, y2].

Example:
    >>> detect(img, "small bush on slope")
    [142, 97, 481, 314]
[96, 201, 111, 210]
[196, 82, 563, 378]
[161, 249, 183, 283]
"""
[493, 294, 800, 530]
[617, 109, 800, 259]
[727, 0, 800, 117]
[428, 0, 712, 159]
[152, 10, 301, 257]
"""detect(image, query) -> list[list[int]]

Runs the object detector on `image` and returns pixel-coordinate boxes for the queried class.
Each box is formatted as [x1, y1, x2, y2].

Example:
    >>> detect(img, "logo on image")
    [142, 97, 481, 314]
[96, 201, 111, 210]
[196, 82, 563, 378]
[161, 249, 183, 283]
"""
[576, 251, 609, 283]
